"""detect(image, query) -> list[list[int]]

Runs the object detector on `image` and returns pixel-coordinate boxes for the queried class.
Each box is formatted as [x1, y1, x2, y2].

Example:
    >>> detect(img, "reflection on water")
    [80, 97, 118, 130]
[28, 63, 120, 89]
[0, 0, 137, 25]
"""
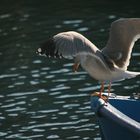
[0, 0, 140, 139]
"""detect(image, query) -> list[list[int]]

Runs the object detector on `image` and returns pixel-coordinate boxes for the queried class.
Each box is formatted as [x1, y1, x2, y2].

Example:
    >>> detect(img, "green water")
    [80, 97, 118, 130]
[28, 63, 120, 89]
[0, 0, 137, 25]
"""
[0, 1, 140, 139]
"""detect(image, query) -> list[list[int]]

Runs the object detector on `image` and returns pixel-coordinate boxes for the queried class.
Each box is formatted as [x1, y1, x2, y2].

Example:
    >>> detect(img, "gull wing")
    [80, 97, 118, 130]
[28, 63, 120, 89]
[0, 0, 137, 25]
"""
[38, 31, 99, 59]
[102, 18, 140, 70]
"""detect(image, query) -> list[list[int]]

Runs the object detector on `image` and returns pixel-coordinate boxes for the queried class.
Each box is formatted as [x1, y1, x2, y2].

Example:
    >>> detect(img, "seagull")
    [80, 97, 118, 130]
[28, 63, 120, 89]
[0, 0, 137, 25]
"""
[36, 18, 140, 100]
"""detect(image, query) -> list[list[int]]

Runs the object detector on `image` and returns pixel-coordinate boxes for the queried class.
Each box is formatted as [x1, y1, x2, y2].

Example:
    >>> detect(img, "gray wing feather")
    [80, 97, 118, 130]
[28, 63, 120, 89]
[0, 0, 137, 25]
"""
[53, 31, 99, 59]
[102, 18, 140, 70]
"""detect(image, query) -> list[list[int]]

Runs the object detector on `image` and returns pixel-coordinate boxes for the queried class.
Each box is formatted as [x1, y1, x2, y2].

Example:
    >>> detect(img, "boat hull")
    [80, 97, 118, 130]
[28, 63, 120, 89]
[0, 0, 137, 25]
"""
[91, 94, 140, 140]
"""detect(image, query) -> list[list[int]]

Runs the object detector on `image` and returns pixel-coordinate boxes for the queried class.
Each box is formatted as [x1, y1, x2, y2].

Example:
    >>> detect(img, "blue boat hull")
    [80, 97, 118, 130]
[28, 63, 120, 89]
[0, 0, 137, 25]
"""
[91, 94, 140, 140]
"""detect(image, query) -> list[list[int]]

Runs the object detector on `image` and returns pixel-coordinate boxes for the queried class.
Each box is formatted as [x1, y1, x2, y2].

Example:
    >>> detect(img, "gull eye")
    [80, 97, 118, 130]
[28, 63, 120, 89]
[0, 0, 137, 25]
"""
[38, 48, 42, 53]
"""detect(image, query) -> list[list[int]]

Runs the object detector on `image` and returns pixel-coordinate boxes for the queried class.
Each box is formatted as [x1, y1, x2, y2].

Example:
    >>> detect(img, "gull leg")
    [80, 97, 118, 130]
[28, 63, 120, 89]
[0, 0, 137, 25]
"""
[91, 82, 110, 102]
[107, 81, 111, 101]
[99, 82, 110, 102]
[108, 81, 111, 95]
[91, 82, 107, 101]
[99, 82, 104, 98]
[73, 63, 79, 72]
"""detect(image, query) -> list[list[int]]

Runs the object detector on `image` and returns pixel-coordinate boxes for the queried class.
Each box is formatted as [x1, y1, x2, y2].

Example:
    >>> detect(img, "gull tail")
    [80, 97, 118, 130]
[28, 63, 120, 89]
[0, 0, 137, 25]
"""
[123, 71, 140, 79]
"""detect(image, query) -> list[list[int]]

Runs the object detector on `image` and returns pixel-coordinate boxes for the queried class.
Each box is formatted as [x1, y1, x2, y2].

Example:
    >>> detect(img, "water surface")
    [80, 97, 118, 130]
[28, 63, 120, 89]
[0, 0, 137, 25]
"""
[0, 1, 140, 139]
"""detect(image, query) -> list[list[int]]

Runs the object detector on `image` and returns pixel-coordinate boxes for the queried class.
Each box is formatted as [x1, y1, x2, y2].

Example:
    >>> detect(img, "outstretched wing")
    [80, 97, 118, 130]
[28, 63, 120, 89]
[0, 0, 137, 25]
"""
[102, 18, 140, 70]
[37, 31, 99, 59]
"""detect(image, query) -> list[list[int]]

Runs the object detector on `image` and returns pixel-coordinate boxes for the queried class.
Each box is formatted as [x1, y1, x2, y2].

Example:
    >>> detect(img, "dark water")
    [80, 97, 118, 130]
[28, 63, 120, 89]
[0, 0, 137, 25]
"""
[0, 1, 140, 139]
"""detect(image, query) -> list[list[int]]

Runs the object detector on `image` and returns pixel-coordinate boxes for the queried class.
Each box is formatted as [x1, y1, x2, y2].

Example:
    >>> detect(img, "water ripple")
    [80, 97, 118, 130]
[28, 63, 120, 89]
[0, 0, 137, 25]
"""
[33, 60, 42, 64]
[0, 74, 20, 79]
[47, 135, 59, 139]
[50, 68, 70, 74]
[63, 20, 83, 24]
[77, 27, 89, 32]
[63, 104, 80, 109]
[22, 119, 90, 130]
[56, 93, 88, 99]
[0, 14, 11, 19]
[1, 101, 26, 108]
[31, 115, 47, 119]
[50, 86, 70, 92]
[0, 132, 7, 137]
[66, 136, 80, 139]
[7, 89, 47, 97]
[38, 109, 59, 114]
